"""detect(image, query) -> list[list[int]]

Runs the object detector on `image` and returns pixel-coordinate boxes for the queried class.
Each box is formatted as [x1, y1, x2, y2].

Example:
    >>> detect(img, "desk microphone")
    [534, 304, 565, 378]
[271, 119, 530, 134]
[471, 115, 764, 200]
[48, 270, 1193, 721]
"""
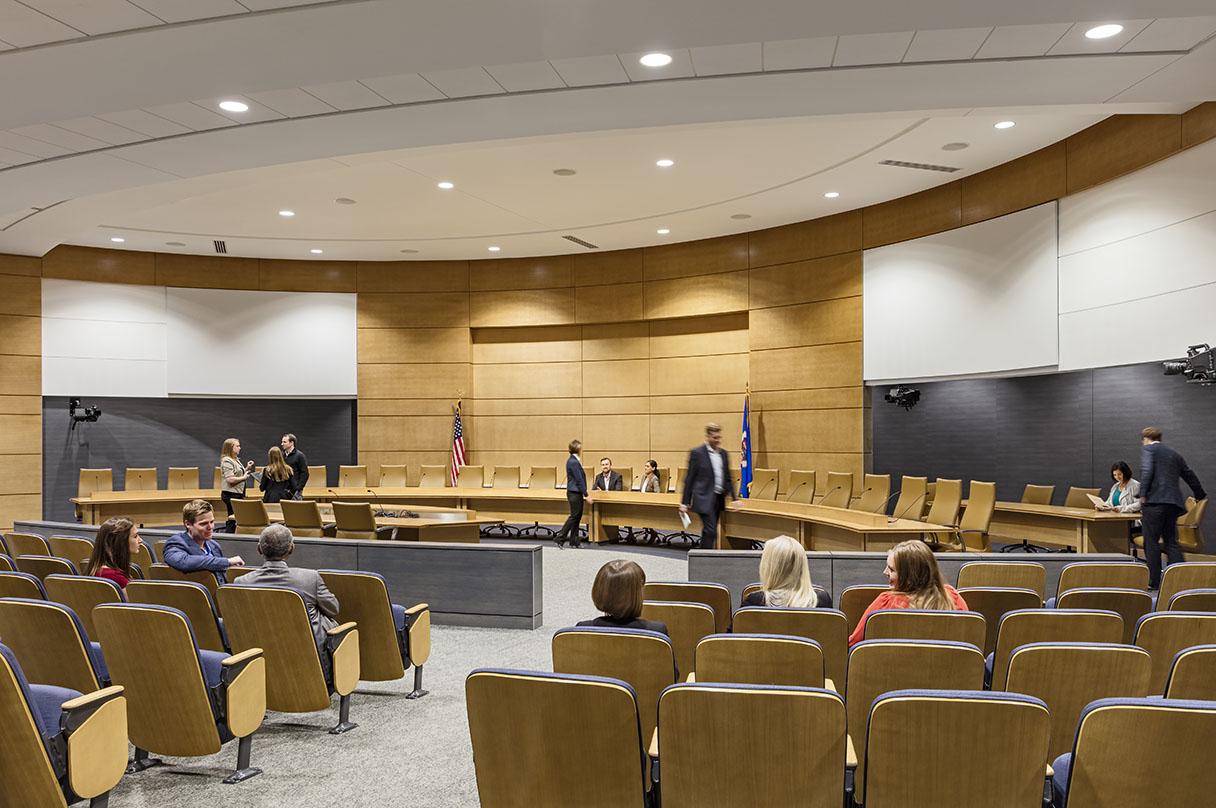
[818, 485, 843, 507]
[888, 492, 928, 523]
[367, 488, 395, 517]
[874, 489, 902, 515]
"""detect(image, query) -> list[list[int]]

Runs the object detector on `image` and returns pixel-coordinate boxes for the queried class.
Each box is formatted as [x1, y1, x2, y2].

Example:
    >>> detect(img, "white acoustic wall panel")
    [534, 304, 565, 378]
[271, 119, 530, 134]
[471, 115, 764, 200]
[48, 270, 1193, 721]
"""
[165, 287, 357, 396]
[1059, 137, 1216, 370]
[863, 201, 1059, 382]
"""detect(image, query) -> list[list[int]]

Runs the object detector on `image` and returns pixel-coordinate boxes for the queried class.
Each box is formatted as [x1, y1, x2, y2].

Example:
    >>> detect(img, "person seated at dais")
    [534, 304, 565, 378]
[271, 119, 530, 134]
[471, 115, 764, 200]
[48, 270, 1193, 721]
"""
[639, 459, 662, 493]
[1100, 460, 1142, 513]
[594, 457, 623, 492]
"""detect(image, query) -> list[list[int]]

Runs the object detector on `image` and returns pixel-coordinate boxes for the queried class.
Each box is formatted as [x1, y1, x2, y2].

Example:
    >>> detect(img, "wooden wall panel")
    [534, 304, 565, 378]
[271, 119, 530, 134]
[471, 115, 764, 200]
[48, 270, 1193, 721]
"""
[473, 362, 582, 399]
[259, 259, 356, 292]
[0, 396, 41, 414]
[650, 393, 740, 414]
[750, 343, 862, 391]
[469, 256, 573, 291]
[472, 326, 581, 364]
[356, 261, 469, 292]
[357, 416, 454, 451]
[582, 322, 649, 361]
[0, 495, 42, 531]
[41, 246, 155, 285]
[583, 359, 649, 398]
[1183, 102, 1216, 149]
[649, 354, 748, 397]
[0, 254, 40, 277]
[582, 414, 650, 450]
[1066, 114, 1182, 194]
[643, 235, 748, 280]
[358, 328, 470, 364]
[574, 249, 644, 286]
[748, 210, 863, 268]
[583, 396, 650, 415]
[754, 409, 865, 454]
[649, 313, 749, 357]
[748, 297, 861, 351]
[961, 143, 1067, 226]
[0, 314, 40, 355]
[154, 254, 259, 289]
[0, 262, 40, 527]
[0, 355, 40, 394]
[357, 363, 471, 399]
[748, 252, 860, 309]
[862, 181, 962, 248]
[471, 416, 583, 451]
[649, 414, 741, 453]
[0, 455, 41, 494]
[575, 282, 644, 324]
[357, 292, 469, 327]
[473, 398, 583, 416]
[752, 388, 865, 411]
[644, 270, 748, 320]
[359, 399, 463, 416]
[470, 288, 576, 327]
[0, 415, 41, 454]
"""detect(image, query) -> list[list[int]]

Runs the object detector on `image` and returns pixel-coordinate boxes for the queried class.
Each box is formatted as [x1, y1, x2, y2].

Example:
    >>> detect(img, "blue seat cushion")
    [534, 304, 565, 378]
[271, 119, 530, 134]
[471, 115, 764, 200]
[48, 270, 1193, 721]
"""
[217, 616, 229, 649]
[28, 683, 82, 739]
[89, 642, 109, 684]
[391, 603, 406, 632]
[1052, 753, 1072, 808]
[1046, 596, 1057, 608]
[198, 649, 226, 689]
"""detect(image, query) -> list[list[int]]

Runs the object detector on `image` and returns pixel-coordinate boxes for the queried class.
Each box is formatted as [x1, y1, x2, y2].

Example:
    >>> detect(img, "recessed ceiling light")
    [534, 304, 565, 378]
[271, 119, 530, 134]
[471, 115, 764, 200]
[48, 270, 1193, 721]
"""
[639, 52, 673, 68]
[218, 100, 249, 113]
[1085, 23, 1124, 39]
[400, 249, 419, 254]
[278, 209, 295, 217]
[488, 245, 501, 252]
[941, 142, 970, 151]
[165, 241, 186, 247]
[655, 158, 674, 168]
[437, 181, 455, 190]
[994, 120, 1016, 130]
[656, 228, 671, 235]
[109, 236, 125, 243]
[552, 168, 577, 176]
[334, 197, 357, 205]
[824, 191, 840, 199]
[731, 213, 752, 220]
[310, 249, 323, 254]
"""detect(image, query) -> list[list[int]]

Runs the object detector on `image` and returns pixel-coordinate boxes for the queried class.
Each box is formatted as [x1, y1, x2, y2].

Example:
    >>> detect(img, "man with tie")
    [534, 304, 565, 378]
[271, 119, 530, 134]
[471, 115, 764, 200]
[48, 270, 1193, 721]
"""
[555, 439, 590, 548]
[679, 423, 739, 549]
[594, 457, 624, 493]
[1139, 426, 1207, 590]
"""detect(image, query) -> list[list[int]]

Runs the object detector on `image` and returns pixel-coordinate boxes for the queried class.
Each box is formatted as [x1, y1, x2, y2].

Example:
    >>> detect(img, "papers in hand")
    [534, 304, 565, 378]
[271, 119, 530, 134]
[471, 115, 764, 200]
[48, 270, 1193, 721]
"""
[1085, 493, 1107, 509]
[679, 510, 692, 530]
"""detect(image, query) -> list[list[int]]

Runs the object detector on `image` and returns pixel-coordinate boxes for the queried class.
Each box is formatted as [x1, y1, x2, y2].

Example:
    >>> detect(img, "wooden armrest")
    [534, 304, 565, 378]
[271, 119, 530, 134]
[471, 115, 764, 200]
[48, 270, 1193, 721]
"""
[824, 677, 837, 694]
[685, 672, 696, 682]
[649, 728, 659, 760]
[846, 733, 857, 769]
[404, 603, 430, 616]
[223, 652, 267, 739]
[63, 687, 128, 799]
[327, 621, 358, 638]
[61, 685, 124, 725]
[222, 647, 263, 681]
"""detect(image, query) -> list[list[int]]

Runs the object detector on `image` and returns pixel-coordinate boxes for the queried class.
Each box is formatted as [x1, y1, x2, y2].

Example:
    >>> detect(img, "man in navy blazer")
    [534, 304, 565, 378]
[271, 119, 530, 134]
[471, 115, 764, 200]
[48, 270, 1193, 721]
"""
[162, 499, 245, 583]
[1139, 426, 1207, 589]
[680, 423, 739, 549]
[555, 440, 590, 548]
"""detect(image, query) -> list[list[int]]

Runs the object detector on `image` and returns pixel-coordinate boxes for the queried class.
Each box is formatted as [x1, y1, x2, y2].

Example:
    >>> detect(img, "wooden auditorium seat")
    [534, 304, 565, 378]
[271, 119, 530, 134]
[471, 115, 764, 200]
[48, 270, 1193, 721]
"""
[954, 587, 1041, 655]
[127, 579, 229, 653]
[43, 574, 125, 639]
[861, 608, 986, 648]
[989, 609, 1124, 690]
[693, 634, 825, 688]
[957, 560, 1046, 601]
[733, 607, 848, 692]
[0, 599, 109, 693]
[643, 581, 732, 633]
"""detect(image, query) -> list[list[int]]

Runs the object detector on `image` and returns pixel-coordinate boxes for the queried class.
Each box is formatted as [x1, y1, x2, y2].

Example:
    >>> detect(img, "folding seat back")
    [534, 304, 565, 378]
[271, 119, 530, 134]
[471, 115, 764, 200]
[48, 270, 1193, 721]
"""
[0, 570, 46, 599]
[307, 465, 328, 488]
[43, 574, 124, 639]
[1056, 588, 1152, 644]
[1052, 698, 1216, 808]
[149, 562, 220, 600]
[226, 566, 257, 583]
[957, 560, 1046, 600]
[658, 683, 845, 808]
[748, 468, 778, 500]
[218, 585, 359, 725]
[733, 607, 848, 689]
[0, 598, 107, 692]
[1021, 483, 1055, 504]
[338, 465, 367, 488]
[332, 501, 381, 540]
[0, 553, 12, 572]
[863, 690, 1050, 808]
[527, 466, 557, 489]
[418, 464, 447, 487]
[1005, 642, 1152, 760]
[491, 465, 520, 488]
[14, 555, 77, 582]
[852, 474, 891, 513]
[991, 609, 1123, 690]
[47, 536, 94, 566]
[231, 498, 270, 533]
[639, 601, 716, 680]
[643, 581, 732, 633]
[1158, 563, 1216, 610]
[127, 580, 228, 652]
[377, 464, 407, 487]
[153, 540, 169, 563]
[1164, 645, 1216, 699]
[956, 587, 1041, 655]
[0, 643, 127, 808]
[552, 627, 676, 743]
[739, 581, 763, 603]
[167, 467, 200, 490]
[456, 465, 484, 488]
[1167, 588, 1216, 611]
[839, 585, 890, 633]
[5, 532, 50, 557]
[923, 478, 962, 526]
[1134, 612, 1216, 693]
[1064, 486, 1102, 508]
[819, 471, 853, 508]
[1057, 561, 1148, 597]
[846, 640, 985, 805]
[320, 570, 432, 686]
[862, 609, 985, 648]
[125, 467, 157, 491]
[695, 634, 824, 688]
[77, 468, 114, 497]
[94, 603, 266, 783]
[280, 499, 329, 538]
[785, 470, 816, 504]
[890, 475, 928, 520]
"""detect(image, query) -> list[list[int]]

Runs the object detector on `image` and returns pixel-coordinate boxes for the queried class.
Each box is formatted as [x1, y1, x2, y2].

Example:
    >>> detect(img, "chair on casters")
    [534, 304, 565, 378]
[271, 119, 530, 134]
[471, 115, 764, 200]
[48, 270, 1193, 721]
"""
[482, 466, 522, 538]
[1001, 483, 1057, 552]
[377, 465, 407, 487]
[522, 466, 558, 538]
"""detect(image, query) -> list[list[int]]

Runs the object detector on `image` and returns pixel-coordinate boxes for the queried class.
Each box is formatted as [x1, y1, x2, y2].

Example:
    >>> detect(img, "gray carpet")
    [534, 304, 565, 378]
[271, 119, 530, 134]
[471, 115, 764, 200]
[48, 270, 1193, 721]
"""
[109, 544, 688, 807]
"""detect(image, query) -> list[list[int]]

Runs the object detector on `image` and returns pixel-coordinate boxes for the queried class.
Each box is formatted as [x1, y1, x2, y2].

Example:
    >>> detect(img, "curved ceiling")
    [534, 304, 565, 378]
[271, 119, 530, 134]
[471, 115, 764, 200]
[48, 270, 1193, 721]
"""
[1, 0, 1215, 260]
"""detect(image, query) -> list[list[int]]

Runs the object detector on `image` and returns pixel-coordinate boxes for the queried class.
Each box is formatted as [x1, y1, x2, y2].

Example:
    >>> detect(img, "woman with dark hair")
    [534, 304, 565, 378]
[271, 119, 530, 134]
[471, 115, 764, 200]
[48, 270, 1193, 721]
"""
[848, 540, 968, 646]
[576, 559, 668, 635]
[639, 460, 663, 493]
[1100, 460, 1141, 512]
[85, 517, 142, 589]
[260, 446, 298, 503]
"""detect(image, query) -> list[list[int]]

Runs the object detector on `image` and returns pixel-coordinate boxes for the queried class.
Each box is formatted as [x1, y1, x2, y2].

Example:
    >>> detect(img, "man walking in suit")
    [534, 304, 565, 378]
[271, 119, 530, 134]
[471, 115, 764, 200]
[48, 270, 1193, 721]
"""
[555, 440, 590, 548]
[593, 457, 624, 493]
[1139, 426, 1207, 589]
[680, 423, 739, 549]
[235, 523, 339, 650]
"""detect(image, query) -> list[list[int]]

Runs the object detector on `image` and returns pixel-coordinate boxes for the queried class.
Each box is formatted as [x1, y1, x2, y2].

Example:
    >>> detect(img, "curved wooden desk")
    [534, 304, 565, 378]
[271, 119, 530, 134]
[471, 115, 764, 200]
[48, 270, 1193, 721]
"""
[977, 500, 1139, 553]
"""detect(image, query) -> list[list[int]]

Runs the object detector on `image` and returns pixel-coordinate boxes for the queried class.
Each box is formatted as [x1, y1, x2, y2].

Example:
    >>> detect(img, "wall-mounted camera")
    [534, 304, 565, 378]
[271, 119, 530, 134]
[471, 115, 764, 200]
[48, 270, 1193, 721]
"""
[69, 398, 102, 431]
[1162, 344, 1215, 385]
[884, 386, 921, 411]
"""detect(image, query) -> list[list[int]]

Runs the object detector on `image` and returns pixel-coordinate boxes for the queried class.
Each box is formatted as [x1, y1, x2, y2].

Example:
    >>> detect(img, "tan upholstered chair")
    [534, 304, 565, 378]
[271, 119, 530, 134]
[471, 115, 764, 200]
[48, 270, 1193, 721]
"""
[1064, 486, 1102, 508]
[231, 498, 270, 533]
[279, 499, 334, 538]
[332, 501, 394, 540]
[167, 467, 199, 490]
[819, 472, 853, 508]
[77, 468, 114, 498]
[1057, 588, 1152, 644]
[862, 609, 986, 648]
[527, 466, 557, 489]
[990, 609, 1124, 690]
[127, 579, 228, 653]
[852, 474, 891, 514]
[640, 601, 716, 680]
[125, 467, 158, 491]
[0, 599, 109, 693]
[1056, 561, 1149, 597]
[657, 467, 671, 494]
[747, 468, 778, 500]
[890, 476, 928, 520]
[957, 560, 1046, 601]
[733, 607, 848, 692]
[213, 466, 224, 489]
[694, 634, 825, 688]
[643, 582, 732, 633]
[1156, 562, 1216, 610]
[928, 480, 996, 550]
[1134, 612, 1216, 693]
[839, 585, 889, 633]
[1177, 496, 1209, 553]
[614, 467, 634, 491]
[306, 465, 328, 488]
[43, 575, 124, 639]
[457, 465, 485, 488]
[785, 470, 816, 504]
[418, 464, 448, 487]
[338, 465, 367, 488]
[4, 532, 50, 557]
[1164, 645, 1216, 699]
[675, 467, 690, 495]
[955, 587, 1041, 655]
[922, 478, 962, 529]
[378, 464, 407, 487]
[1022, 484, 1055, 505]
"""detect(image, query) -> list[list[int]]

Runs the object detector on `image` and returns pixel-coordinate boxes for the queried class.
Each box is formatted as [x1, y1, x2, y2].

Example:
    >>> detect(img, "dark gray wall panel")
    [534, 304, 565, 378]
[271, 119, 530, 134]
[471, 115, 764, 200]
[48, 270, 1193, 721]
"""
[42, 396, 355, 522]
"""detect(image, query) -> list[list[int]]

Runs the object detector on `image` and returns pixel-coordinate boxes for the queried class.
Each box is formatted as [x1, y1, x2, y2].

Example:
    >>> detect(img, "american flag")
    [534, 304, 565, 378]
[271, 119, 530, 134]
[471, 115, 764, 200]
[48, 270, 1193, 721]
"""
[449, 402, 465, 487]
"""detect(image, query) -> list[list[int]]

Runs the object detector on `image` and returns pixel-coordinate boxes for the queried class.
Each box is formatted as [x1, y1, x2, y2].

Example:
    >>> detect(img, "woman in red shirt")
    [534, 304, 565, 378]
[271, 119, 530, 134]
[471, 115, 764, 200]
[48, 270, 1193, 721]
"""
[848, 540, 969, 647]
[85, 516, 143, 590]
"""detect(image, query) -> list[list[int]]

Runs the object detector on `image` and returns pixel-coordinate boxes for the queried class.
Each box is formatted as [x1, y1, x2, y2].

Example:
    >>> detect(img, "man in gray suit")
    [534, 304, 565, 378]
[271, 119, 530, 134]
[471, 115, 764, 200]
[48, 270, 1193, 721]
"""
[1139, 426, 1207, 590]
[235, 524, 339, 649]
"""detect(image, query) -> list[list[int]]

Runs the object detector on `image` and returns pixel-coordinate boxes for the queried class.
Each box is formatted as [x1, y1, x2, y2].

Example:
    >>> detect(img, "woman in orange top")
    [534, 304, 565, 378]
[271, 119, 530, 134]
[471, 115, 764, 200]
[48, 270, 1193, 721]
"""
[847, 539, 969, 646]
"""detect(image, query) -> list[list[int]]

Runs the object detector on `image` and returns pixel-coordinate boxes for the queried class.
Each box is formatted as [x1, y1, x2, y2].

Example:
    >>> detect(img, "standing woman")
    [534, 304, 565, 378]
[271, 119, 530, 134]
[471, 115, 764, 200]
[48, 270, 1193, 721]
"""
[639, 460, 663, 493]
[85, 517, 143, 589]
[260, 446, 298, 503]
[220, 437, 256, 531]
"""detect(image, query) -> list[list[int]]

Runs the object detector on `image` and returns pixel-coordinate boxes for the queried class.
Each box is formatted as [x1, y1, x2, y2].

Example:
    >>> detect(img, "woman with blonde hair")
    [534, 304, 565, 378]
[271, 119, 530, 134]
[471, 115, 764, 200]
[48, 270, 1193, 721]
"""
[259, 446, 298, 503]
[741, 535, 831, 608]
[848, 539, 968, 646]
[219, 437, 256, 530]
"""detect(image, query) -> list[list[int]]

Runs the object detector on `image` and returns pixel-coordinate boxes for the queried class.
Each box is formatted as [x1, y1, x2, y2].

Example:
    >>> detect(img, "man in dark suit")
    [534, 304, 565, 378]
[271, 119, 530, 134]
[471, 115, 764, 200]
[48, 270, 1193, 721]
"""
[679, 423, 739, 549]
[593, 457, 624, 493]
[1139, 426, 1207, 589]
[555, 440, 589, 548]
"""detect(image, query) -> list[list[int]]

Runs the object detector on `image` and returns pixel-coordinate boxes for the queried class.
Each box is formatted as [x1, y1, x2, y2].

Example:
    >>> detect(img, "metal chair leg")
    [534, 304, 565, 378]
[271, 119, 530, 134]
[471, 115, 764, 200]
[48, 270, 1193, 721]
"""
[406, 664, 429, 700]
[126, 746, 163, 773]
[329, 694, 358, 734]
[223, 734, 263, 783]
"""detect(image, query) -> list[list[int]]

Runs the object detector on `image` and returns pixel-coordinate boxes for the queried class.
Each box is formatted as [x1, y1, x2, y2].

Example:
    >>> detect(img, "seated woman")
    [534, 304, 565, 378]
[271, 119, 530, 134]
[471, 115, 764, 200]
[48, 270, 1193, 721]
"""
[260, 446, 298, 503]
[576, 559, 668, 635]
[847, 539, 968, 647]
[84, 516, 143, 589]
[741, 535, 831, 608]
[1100, 460, 1142, 512]
[639, 460, 663, 493]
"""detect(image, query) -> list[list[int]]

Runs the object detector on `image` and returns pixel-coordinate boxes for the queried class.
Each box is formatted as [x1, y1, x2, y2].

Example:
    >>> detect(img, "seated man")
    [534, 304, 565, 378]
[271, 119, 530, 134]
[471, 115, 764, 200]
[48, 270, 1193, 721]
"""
[235, 524, 339, 651]
[593, 457, 623, 492]
[162, 499, 243, 583]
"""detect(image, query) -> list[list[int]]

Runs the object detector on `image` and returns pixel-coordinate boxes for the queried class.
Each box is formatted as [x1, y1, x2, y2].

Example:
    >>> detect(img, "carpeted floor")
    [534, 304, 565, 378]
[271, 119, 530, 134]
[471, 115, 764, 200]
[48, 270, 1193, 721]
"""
[108, 543, 688, 808]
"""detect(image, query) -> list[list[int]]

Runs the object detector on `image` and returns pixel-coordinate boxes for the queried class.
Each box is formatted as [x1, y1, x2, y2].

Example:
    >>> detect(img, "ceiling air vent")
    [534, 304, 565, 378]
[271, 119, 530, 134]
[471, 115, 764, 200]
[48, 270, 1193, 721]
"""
[213, 240, 227, 254]
[878, 159, 960, 173]
[562, 235, 599, 250]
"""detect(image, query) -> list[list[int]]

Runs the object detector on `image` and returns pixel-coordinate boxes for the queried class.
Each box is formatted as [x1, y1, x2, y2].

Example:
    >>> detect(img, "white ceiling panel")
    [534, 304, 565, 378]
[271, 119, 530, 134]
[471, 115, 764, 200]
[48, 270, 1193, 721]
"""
[201, 95, 286, 123]
[549, 54, 630, 87]
[50, 116, 147, 145]
[974, 23, 1072, 58]
[96, 109, 191, 138]
[128, 0, 247, 23]
[234, 0, 329, 9]
[833, 31, 915, 66]
[0, 146, 39, 166]
[301, 81, 390, 111]
[904, 27, 993, 62]
[0, 130, 71, 158]
[762, 36, 836, 70]
[0, 38, 11, 50]
[619, 49, 695, 81]
[0, 208, 35, 227]
[484, 61, 566, 92]
[21, 0, 159, 35]
[361, 73, 446, 104]
[143, 102, 236, 131]
[246, 87, 336, 117]
[1048, 20, 1153, 55]
[0, 0, 82, 46]
[8, 123, 108, 151]
[1121, 16, 1216, 52]
[421, 67, 506, 98]
[690, 42, 762, 76]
